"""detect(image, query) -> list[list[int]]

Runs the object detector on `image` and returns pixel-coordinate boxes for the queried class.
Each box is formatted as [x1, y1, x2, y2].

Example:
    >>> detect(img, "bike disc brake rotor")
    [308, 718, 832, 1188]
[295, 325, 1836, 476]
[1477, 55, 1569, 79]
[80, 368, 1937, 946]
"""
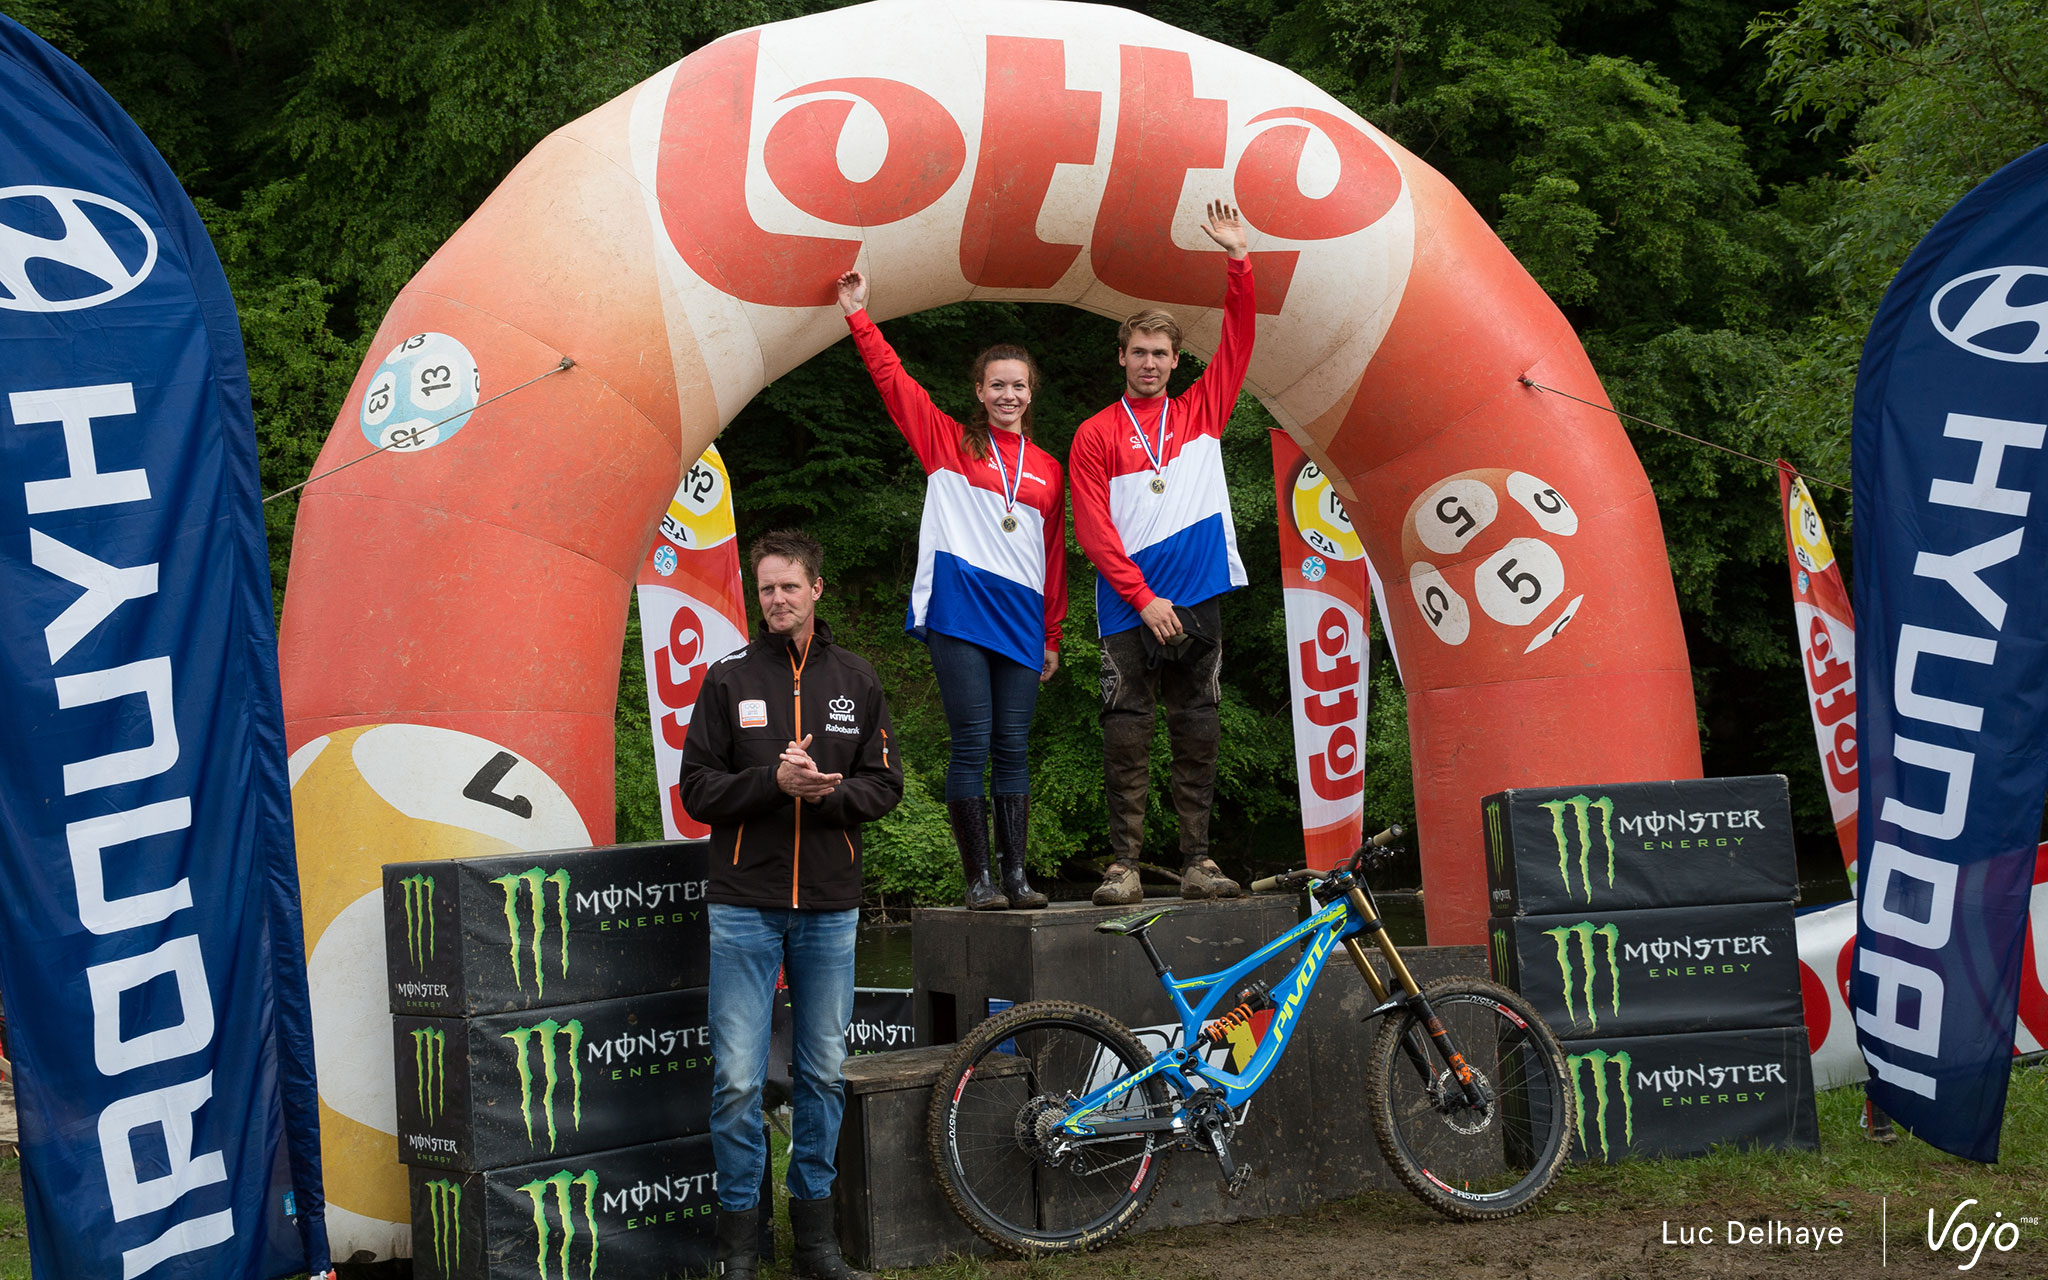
[1433, 1066, 1495, 1136]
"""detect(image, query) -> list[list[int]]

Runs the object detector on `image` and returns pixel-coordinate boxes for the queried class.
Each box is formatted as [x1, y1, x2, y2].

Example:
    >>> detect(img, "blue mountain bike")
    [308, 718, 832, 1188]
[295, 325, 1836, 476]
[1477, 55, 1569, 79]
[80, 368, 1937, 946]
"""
[927, 828, 1574, 1254]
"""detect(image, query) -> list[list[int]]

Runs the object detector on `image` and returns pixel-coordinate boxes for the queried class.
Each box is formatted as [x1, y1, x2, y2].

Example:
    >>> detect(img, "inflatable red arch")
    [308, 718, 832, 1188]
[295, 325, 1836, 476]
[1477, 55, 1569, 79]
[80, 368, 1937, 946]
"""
[277, 0, 1700, 1250]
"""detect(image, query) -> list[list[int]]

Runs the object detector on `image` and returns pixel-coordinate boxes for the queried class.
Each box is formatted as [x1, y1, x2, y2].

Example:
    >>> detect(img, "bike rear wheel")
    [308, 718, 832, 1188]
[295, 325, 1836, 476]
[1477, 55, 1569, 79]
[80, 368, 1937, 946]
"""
[928, 1000, 1171, 1254]
[1368, 976, 1573, 1220]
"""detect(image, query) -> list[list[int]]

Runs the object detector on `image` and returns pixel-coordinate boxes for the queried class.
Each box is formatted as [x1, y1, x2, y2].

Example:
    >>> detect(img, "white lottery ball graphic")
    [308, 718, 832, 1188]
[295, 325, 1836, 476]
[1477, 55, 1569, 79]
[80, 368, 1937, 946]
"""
[358, 331, 481, 452]
[1412, 477, 1499, 556]
[1408, 562, 1471, 645]
[1474, 538, 1566, 627]
[1401, 468, 1584, 652]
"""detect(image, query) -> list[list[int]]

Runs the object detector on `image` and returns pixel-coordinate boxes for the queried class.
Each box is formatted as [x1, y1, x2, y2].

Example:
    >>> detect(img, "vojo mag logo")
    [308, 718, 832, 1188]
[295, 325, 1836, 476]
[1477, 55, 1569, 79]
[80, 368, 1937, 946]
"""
[412, 1027, 449, 1124]
[1539, 794, 1615, 902]
[494, 867, 573, 997]
[400, 873, 438, 970]
[423, 1179, 463, 1274]
[505, 1017, 586, 1151]
[1930, 265, 2048, 363]
[0, 186, 159, 312]
[519, 1169, 600, 1280]
[1567, 1049, 1634, 1161]
[1543, 920, 1621, 1030]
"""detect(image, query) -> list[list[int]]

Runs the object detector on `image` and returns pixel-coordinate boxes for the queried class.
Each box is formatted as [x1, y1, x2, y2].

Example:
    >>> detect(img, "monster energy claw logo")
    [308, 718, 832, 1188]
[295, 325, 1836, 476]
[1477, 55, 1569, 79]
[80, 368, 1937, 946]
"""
[1567, 1049, 1634, 1161]
[1539, 794, 1614, 901]
[401, 873, 437, 968]
[1485, 800, 1505, 876]
[1490, 928, 1511, 983]
[413, 1027, 448, 1124]
[424, 1179, 462, 1273]
[1543, 921, 1620, 1030]
[519, 1169, 600, 1280]
[505, 1018, 586, 1151]
[494, 867, 572, 996]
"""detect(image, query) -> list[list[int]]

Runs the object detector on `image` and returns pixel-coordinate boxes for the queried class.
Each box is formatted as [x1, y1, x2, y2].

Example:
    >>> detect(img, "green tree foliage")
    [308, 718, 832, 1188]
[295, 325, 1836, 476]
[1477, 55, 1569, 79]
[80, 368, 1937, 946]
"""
[9, 0, 2038, 902]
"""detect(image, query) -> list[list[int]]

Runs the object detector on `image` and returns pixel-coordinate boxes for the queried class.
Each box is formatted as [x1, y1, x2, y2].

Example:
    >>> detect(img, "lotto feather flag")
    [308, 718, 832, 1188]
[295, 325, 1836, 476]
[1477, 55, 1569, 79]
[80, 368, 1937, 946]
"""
[1777, 463, 1859, 875]
[1850, 143, 2048, 1162]
[0, 16, 329, 1275]
[634, 445, 748, 839]
[1270, 431, 1373, 870]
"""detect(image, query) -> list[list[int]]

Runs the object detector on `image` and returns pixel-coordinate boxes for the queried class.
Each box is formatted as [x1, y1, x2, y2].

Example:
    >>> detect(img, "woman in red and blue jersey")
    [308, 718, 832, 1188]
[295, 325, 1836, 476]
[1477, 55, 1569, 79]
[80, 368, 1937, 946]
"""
[836, 269, 1066, 911]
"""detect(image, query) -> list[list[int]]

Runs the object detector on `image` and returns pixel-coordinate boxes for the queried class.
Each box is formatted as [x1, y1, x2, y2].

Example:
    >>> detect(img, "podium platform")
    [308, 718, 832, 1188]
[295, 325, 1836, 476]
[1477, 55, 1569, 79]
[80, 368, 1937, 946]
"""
[907, 897, 1485, 1235]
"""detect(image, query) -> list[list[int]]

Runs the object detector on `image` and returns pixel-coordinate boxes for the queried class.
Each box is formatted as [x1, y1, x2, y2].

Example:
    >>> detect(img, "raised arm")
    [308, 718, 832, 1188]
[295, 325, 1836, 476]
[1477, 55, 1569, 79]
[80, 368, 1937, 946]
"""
[1185, 201, 1256, 433]
[838, 269, 956, 471]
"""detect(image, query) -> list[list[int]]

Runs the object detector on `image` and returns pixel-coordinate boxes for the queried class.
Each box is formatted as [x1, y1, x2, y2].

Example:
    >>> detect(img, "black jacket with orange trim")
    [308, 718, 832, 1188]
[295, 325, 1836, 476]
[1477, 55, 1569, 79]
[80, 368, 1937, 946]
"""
[679, 618, 903, 911]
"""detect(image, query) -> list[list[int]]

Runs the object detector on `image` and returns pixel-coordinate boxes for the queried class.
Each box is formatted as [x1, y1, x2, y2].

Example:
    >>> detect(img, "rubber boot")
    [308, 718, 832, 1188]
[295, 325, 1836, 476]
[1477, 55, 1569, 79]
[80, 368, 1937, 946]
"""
[993, 793, 1048, 909]
[947, 796, 1008, 910]
[789, 1195, 870, 1280]
[715, 1206, 758, 1279]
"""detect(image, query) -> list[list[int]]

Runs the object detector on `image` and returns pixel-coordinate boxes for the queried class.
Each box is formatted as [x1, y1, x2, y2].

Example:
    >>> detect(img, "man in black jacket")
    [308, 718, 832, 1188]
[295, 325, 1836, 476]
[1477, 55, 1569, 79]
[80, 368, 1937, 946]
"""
[679, 529, 902, 1280]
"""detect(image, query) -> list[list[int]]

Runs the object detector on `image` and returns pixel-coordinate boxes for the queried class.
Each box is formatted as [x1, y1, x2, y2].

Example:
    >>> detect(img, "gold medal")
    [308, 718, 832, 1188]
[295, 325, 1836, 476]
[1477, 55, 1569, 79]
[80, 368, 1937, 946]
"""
[1001, 514, 1019, 533]
[1150, 475, 1166, 495]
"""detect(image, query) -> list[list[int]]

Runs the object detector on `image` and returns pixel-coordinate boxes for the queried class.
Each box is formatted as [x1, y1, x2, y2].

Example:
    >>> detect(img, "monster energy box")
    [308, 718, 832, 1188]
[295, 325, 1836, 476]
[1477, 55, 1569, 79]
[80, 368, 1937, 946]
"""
[1482, 775, 1795, 917]
[410, 1132, 723, 1280]
[1560, 1025, 1818, 1163]
[385, 840, 709, 1016]
[395, 988, 712, 1171]
[1489, 901, 1803, 1039]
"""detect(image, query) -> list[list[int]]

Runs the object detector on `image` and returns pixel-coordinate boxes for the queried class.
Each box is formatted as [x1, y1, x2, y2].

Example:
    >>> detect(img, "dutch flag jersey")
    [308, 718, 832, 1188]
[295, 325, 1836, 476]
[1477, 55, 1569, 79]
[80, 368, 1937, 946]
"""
[1071, 257, 1255, 637]
[847, 312, 1067, 670]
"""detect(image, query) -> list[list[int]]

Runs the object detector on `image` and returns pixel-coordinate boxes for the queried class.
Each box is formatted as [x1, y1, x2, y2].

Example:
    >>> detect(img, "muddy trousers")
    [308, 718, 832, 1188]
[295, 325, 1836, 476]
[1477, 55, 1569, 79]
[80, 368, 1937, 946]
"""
[1098, 616, 1223, 867]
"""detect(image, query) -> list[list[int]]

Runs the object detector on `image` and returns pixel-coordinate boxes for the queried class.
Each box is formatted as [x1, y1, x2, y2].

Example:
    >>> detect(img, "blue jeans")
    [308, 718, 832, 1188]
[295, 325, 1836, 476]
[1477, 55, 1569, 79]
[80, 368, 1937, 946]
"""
[926, 630, 1041, 801]
[708, 903, 859, 1210]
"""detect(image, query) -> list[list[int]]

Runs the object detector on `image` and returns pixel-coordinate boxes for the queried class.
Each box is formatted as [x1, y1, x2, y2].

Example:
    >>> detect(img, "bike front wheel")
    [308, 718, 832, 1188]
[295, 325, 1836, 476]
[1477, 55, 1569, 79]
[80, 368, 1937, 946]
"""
[928, 1000, 1171, 1254]
[1368, 976, 1574, 1220]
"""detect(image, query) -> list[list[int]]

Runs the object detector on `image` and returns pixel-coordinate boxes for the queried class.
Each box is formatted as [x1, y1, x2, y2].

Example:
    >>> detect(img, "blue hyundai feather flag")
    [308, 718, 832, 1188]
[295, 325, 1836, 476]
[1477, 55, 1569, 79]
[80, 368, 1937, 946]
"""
[1850, 143, 2048, 1164]
[0, 15, 329, 1277]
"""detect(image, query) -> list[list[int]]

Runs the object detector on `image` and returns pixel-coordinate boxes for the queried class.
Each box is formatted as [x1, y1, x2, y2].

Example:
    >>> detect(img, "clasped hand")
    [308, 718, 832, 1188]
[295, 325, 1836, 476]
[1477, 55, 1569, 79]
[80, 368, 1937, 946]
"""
[776, 733, 842, 799]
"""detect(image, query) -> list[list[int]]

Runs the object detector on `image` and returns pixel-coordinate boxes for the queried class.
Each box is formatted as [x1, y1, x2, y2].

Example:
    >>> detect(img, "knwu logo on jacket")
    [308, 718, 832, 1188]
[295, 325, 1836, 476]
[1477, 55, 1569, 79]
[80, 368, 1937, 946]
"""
[0, 186, 158, 311]
[824, 695, 860, 735]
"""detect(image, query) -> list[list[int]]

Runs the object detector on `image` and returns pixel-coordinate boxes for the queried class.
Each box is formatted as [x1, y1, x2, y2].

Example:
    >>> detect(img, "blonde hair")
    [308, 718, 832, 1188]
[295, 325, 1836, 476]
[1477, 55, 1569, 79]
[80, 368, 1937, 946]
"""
[1118, 308, 1183, 354]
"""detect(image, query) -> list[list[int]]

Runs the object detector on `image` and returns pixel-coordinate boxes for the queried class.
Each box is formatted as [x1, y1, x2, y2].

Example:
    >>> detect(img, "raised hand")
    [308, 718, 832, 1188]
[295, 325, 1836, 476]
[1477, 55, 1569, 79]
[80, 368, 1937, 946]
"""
[1200, 200, 1248, 260]
[835, 270, 870, 316]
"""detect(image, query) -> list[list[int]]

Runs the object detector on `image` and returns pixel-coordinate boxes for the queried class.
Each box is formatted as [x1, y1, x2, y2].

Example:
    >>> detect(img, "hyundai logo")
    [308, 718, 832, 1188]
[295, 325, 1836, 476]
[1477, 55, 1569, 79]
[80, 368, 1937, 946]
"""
[0, 186, 159, 313]
[1929, 265, 2048, 363]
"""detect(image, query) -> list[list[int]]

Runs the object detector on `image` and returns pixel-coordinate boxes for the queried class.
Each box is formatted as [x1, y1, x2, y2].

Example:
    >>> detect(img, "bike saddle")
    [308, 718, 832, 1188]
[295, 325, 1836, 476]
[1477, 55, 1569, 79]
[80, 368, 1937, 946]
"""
[1094, 904, 1187, 937]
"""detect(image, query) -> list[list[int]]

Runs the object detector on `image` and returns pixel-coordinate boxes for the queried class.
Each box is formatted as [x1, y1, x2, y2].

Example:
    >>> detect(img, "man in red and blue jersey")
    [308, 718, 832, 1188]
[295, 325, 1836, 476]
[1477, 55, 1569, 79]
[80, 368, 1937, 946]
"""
[1070, 200, 1253, 905]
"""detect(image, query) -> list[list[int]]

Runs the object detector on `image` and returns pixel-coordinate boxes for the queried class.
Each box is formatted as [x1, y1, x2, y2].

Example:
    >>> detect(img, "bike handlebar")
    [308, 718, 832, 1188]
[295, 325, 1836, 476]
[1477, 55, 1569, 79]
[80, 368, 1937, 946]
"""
[1250, 825, 1404, 892]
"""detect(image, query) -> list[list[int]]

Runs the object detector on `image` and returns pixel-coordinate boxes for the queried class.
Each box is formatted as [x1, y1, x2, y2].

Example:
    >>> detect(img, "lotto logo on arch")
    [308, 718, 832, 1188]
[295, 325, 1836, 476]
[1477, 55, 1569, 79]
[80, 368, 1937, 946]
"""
[1929, 265, 2048, 363]
[0, 186, 159, 312]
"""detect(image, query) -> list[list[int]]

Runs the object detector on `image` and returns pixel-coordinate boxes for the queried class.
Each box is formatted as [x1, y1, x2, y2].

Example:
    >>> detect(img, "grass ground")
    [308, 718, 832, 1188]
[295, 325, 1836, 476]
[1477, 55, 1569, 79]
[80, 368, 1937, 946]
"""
[0, 1066, 2040, 1277]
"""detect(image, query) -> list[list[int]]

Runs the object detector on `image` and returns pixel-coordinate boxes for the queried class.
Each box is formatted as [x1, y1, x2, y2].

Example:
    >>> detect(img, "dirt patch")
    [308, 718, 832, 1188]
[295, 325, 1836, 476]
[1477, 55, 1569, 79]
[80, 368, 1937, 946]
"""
[920, 1187, 2043, 1280]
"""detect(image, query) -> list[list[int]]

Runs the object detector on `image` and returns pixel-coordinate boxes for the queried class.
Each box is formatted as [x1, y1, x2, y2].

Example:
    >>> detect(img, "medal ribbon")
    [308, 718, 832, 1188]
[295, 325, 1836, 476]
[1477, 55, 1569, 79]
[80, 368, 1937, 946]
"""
[1120, 396, 1171, 478]
[988, 429, 1027, 513]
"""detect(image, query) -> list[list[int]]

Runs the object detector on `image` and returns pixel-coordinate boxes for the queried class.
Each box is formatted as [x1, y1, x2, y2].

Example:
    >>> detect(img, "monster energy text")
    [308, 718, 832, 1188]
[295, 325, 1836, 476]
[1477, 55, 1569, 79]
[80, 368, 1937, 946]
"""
[401, 873, 438, 968]
[1568, 1049, 1633, 1160]
[1543, 921, 1620, 1029]
[585, 1024, 712, 1079]
[520, 1169, 600, 1280]
[1615, 807, 1764, 846]
[424, 1179, 463, 1273]
[413, 1026, 447, 1124]
[601, 1171, 717, 1229]
[494, 867, 572, 997]
[506, 1018, 586, 1151]
[1621, 932, 1772, 975]
[1540, 794, 1614, 901]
